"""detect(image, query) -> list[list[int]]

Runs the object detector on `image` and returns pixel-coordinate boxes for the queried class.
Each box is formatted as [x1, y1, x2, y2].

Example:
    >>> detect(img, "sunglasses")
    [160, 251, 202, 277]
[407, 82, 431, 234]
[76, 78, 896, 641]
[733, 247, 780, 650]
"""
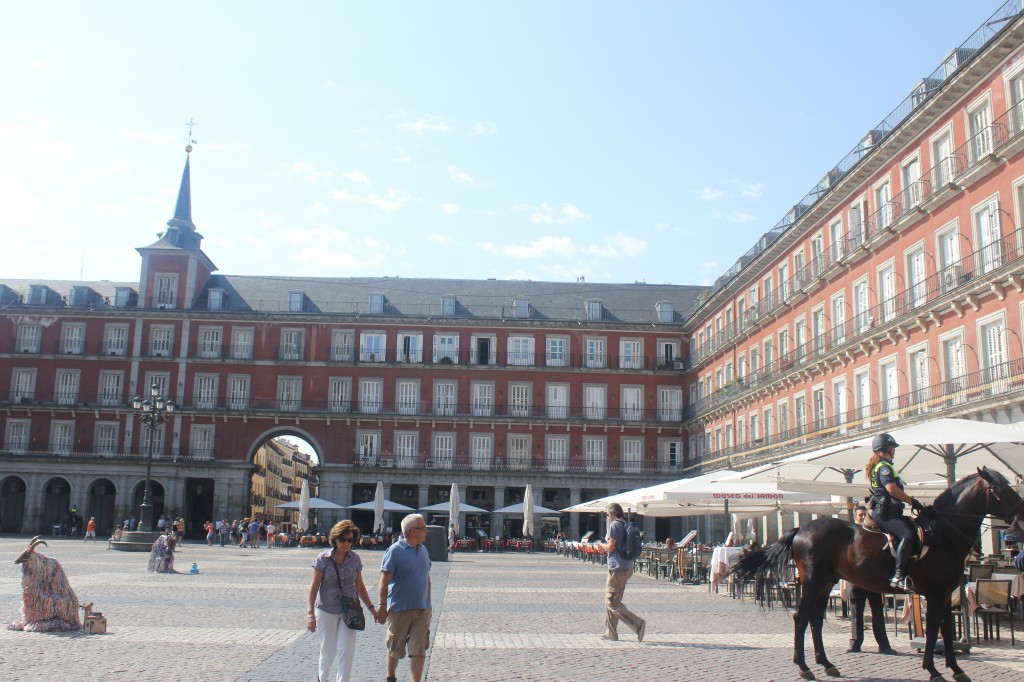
[337, 537, 355, 544]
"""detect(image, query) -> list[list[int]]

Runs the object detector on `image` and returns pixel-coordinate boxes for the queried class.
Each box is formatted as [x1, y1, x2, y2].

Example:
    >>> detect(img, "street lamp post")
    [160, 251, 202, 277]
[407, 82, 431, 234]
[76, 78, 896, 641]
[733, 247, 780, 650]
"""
[132, 384, 176, 533]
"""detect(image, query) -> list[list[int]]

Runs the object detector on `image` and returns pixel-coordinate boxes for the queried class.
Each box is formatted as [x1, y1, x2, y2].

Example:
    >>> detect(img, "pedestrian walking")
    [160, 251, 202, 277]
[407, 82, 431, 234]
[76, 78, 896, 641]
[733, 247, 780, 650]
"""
[84, 517, 96, 542]
[219, 519, 230, 547]
[376, 513, 432, 682]
[597, 502, 645, 642]
[447, 523, 457, 553]
[308, 520, 378, 682]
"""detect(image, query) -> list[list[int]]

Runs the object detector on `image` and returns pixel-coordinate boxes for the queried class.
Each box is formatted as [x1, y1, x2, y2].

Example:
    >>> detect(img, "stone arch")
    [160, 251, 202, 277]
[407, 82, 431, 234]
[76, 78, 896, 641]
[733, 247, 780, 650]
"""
[42, 476, 72, 535]
[0, 475, 27, 533]
[245, 426, 323, 464]
[84, 477, 118, 535]
[131, 480, 167, 527]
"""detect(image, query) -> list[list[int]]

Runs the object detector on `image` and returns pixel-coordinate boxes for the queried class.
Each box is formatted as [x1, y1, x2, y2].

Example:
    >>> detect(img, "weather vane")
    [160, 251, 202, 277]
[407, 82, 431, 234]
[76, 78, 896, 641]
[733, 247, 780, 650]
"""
[184, 117, 198, 153]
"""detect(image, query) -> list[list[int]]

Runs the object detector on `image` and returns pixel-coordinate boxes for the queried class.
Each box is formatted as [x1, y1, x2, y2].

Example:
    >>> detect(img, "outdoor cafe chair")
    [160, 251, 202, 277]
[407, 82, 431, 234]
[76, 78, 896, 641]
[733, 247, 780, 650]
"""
[974, 579, 1015, 645]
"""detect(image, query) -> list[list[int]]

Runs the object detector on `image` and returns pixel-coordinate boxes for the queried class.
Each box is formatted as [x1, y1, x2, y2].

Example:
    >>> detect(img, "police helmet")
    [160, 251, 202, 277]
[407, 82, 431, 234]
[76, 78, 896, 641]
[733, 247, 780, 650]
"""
[871, 432, 899, 452]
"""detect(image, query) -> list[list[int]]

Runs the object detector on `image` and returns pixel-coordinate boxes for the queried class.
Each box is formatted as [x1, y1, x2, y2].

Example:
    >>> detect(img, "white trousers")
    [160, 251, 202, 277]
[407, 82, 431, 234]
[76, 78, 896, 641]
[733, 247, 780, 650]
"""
[316, 608, 357, 682]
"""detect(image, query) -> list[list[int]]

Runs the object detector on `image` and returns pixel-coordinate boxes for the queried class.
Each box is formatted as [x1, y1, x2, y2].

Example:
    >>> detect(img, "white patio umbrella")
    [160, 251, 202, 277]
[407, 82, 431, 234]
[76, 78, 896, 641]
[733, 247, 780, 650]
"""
[419, 501, 489, 514]
[277, 497, 344, 510]
[298, 479, 310, 532]
[373, 481, 385, 534]
[348, 499, 415, 512]
[522, 483, 535, 537]
[449, 482, 461, 535]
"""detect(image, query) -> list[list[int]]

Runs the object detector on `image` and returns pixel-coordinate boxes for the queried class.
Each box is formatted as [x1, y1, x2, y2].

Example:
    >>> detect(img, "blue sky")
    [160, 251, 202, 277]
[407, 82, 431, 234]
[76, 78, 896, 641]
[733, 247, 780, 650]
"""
[0, 1, 1002, 287]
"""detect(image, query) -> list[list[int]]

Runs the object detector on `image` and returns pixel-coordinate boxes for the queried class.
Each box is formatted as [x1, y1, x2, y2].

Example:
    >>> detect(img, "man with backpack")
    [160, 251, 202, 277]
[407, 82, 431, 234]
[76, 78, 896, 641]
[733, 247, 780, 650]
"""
[597, 502, 646, 642]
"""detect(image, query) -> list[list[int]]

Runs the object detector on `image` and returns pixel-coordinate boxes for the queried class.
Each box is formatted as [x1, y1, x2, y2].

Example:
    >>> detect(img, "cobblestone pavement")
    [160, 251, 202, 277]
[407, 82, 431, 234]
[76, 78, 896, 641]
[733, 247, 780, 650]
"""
[2, 538, 1023, 681]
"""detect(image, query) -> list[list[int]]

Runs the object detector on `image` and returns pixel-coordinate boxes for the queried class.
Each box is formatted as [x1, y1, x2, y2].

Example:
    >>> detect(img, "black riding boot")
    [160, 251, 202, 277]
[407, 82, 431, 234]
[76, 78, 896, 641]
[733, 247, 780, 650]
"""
[890, 537, 913, 590]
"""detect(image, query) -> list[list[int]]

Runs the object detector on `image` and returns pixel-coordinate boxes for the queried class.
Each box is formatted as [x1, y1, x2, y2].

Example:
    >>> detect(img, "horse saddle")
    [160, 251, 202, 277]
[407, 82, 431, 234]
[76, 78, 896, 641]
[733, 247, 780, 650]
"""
[861, 515, 932, 563]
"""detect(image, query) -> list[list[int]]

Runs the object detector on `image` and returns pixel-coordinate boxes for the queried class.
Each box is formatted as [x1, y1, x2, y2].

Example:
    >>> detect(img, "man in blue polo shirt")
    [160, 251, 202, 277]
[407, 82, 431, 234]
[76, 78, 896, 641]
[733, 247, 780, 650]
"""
[377, 513, 432, 682]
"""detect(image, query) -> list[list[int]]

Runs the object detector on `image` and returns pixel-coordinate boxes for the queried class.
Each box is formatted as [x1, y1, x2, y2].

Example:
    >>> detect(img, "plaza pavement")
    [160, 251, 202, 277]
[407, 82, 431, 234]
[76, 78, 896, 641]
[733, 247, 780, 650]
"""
[2, 536, 1023, 682]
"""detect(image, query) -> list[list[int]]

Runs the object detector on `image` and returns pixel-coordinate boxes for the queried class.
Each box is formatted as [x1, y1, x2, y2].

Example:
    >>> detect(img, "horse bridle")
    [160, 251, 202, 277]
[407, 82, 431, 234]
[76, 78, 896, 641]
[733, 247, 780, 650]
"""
[984, 477, 1024, 531]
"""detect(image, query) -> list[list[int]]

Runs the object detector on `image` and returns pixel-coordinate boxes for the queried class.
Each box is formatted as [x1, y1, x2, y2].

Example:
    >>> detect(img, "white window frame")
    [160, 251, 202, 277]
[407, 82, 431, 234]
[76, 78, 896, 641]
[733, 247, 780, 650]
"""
[60, 323, 85, 355]
[231, 327, 254, 360]
[331, 330, 354, 362]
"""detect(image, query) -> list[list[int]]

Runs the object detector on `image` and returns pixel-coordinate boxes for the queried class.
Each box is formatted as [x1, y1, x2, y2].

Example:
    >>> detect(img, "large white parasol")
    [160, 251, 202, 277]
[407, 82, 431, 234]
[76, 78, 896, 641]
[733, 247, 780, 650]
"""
[522, 483, 535, 537]
[373, 481, 386, 534]
[298, 479, 310, 532]
[449, 482, 461, 535]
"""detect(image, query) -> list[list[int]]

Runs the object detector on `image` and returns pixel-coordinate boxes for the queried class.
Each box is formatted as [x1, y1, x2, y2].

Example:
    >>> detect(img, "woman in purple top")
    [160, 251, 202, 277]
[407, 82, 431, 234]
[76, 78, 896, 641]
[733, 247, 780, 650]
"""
[307, 520, 378, 682]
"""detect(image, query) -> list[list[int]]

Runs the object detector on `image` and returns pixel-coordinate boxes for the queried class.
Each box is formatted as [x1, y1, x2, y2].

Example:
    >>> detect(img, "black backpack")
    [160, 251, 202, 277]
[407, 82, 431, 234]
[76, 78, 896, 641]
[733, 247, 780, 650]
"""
[619, 521, 643, 561]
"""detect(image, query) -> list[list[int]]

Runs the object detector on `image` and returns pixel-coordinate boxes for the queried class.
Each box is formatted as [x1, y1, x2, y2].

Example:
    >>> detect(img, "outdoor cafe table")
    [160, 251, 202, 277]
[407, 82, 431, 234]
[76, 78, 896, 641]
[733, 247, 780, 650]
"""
[710, 546, 745, 591]
[954, 572, 1024, 615]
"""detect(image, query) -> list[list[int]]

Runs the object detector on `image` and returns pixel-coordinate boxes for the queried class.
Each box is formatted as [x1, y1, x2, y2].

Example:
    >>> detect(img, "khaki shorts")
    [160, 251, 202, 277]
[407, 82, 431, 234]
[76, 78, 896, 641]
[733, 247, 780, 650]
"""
[385, 608, 431, 658]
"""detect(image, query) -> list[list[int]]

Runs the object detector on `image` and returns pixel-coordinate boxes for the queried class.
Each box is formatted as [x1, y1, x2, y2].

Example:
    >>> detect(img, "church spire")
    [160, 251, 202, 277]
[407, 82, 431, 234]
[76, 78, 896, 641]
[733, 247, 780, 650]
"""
[167, 152, 194, 231]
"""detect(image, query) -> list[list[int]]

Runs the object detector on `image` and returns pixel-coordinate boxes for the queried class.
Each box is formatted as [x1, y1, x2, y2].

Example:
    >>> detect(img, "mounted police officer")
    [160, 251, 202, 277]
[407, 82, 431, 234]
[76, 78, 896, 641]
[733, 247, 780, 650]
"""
[866, 432, 924, 590]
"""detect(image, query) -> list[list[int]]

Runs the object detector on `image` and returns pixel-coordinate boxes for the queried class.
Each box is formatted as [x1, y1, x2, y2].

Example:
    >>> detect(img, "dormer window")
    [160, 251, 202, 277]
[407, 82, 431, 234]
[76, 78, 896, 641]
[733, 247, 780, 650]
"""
[208, 289, 224, 311]
[441, 295, 456, 316]
[114, 287, 136, 308]
[154, 274, 177, 308]
[513, 297, 529, 318]
[288, 292, 305, 312]
[585, 300, 603, 321]
[369, 294, 384, 315]
[656, 301, 674, 323]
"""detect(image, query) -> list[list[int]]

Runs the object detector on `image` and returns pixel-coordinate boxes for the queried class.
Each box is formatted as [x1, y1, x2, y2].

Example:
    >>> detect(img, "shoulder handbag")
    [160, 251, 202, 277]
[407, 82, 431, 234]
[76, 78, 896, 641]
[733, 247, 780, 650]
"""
[332, 560, 365, 631]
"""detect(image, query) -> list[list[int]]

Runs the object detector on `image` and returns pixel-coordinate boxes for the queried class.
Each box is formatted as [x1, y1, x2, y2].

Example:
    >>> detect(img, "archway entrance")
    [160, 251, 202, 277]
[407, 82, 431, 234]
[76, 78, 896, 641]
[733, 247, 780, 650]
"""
[1, 475, 27, 533]
[183, 478, 215, 539]
[86, 478, 117, 536]
[247, 432, 320, 536]
[42, 477, 71, 534]
[132, 481, 166, 528]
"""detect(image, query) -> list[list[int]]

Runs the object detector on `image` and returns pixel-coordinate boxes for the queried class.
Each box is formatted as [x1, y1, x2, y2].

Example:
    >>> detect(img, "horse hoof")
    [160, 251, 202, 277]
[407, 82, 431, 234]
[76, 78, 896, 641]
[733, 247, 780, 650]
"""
[952, 675, 971, 682]
[825, 667, 841, 678]
[929, 676, 948, 682]
[799, 671, 816, 681]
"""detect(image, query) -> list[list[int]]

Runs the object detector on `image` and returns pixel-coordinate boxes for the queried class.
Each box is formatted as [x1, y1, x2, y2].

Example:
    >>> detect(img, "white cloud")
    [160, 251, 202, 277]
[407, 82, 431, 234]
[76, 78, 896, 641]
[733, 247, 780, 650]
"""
[448, 166, 475, 184]
[581, 233, 646, 258]
[290, 160, 332, 184]
[25, 59, 48, 73]
[527, 202, 588, 224]
[399, 119, 450, 134]
[330, 187, 411, 213]
[92, 202, 126, 218]
[470, 122, 496, 136]
[699, 261, 720, 271]
[0, 119, 76, 160]
[700, 187, 725, 201]
[394, 146, 411, 163]
[343, 169, 370, 184]
[430, 233, 455, 244]
[479, 235, 577, 260]
[737, 181, 765, 198]
[441, 203, 459, 215]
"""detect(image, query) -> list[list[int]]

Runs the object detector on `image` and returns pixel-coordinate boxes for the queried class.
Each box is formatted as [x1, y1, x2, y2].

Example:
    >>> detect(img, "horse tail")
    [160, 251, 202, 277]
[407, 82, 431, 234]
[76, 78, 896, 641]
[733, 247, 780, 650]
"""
[729, 528, 799, 582]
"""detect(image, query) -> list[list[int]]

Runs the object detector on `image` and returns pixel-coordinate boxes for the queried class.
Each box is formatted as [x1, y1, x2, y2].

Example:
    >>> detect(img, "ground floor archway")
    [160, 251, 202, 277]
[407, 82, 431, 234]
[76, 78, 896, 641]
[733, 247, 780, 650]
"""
[1, 475, 27, 533]
[86, 478, 117, 535]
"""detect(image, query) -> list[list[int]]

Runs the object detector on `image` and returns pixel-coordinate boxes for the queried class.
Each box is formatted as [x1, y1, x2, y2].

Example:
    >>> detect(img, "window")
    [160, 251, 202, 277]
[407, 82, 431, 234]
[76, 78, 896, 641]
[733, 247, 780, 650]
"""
[16, 323, 41, 353]
[832, 293, 846, 344]
[621, 386, 642, 421]
[144, 373, 170, 399]
[656, 301, 674, 323]
[546, 384, 568, 419]
[190, 426, 215, 460]
[395, 432, 417, 468]
[95, 423, 118, 455]
[360, 332, 385, 363]
[658, 387, 682, 421]
[369, 293, 384, 314]
[513, 297, 529, 318]
[207, 289, 224, 311]
[586, 300, 603, 321]
[779, 329, 789, 361]
[545, 435, 568, 472]
[55, 370, 80, 405]
[856, 370, 871, 426]
[969, 102, 993, 161]
[434, 381, 456, 416]
[778, 263, 790, 301]
[508, 434, 530, 470]
[874, 181, 892, 232]
[396, 332, 423, 363]
[546, 336, 567, 367]
[232, 328, 253, 360]
[433, 333, 459, 364]
[794, 321, 806, 361]
[909, 348, 929, 410]
[763, 407, 773, 439]
[278, 377, 302, 412]
[471, 334, 495, 365]
[778, 401, 790, 434]
[114, 287, 133, 308]
[583, 385, 606, 420]
[938, 226, 963, 292]
[150, 326, 173, 357]
[358, 378, 382, 414]
[621, 438, 642, 473]
[51, 421, 74, 454]
[154, 274, 177, 308]
[902, 157, 923, 211]
[509, 383, 531, 417]
[763, 339, 774, 366]
[810, 234, 824, 276]
[833, 378, 848, 432]
[830, 219, 845, 262]
[811, 309, 825, 356]
[879, 265, 896, 322]
[357, 431, 381, 464]
[194, 374, 218, 409]
[470, 433, 493, 470]
[98, 371, 123, 407]
[471, 382, 494, 417]
[104, 324, 128, 356]
[619, 339, 642, 369]
[4, 419, 28, 450]
[854, 280, 870, 333]
[60, 323, 84, 355]
[982, 319, 1008, 395]
[932, 132, 954, 187]
[288, 292, 305, 312]
[432, 433, 454, 469]
[198, 327, 222, 359]
[507, 336, 535, 366]
[907, 249, 927, 309]
[585, 338, 607, 368]
[280, 330, 305, 361]
[228, 375, 250, 410]
[397, 380, 419, 415]
[327, 378, 351, 413]
[812, 387, 826, 429]
[975, 199, 1003, 273]
[330, 330, 354, 361]
[795, 395, 807, 435]
[583, 437, 606, 472]
[441, 295, 457, 316]
[943, 335, 967, 405]
[881, 360, 900, 420]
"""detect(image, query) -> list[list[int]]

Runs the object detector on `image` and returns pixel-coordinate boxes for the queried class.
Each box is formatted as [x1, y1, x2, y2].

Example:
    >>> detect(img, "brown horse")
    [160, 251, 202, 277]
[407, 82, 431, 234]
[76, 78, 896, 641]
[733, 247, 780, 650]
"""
[730, 468, 1024, 682]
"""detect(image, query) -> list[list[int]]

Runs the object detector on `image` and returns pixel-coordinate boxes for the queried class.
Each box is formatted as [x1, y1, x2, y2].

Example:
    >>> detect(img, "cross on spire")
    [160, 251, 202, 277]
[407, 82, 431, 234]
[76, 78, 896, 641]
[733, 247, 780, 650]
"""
[184, 117, 197, 152]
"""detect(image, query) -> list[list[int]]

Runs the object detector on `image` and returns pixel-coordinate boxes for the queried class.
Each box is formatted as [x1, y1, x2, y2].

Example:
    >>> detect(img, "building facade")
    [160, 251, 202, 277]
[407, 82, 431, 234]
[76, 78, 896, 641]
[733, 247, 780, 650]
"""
[681, 2, 1024, 486]
[251, 438, 316, 527]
